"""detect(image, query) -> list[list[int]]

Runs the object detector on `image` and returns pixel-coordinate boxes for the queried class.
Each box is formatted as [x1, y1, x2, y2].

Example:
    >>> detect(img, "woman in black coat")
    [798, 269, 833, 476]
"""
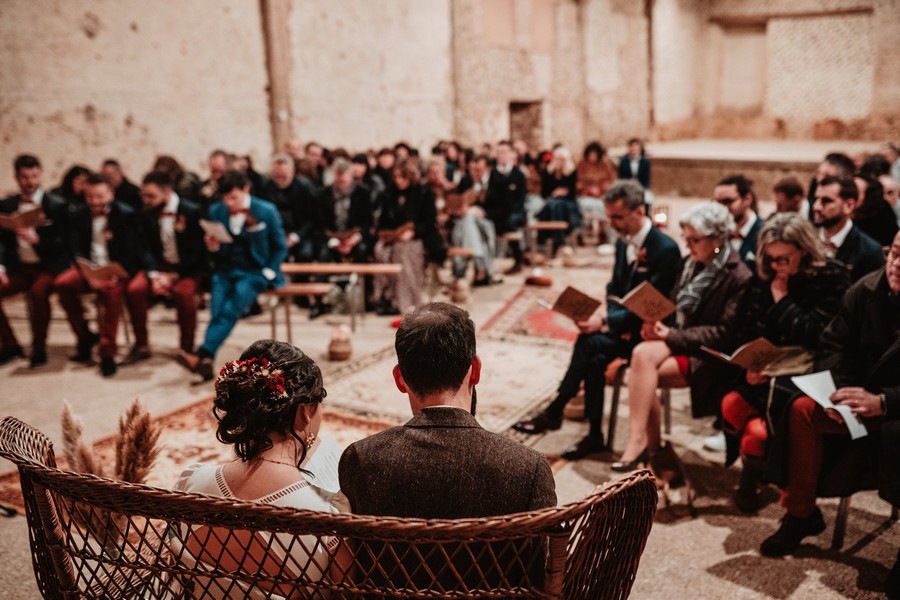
[614, 203, 752, 471]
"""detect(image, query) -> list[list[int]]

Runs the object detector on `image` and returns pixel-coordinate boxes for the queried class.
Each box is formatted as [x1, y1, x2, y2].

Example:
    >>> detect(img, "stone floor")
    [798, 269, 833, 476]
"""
[0, 196, 896, 598]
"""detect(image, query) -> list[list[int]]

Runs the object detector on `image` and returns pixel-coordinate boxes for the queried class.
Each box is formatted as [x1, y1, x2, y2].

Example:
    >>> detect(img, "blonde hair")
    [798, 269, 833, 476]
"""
[756, 213, 826, 281]
[549, 146, 575, 176]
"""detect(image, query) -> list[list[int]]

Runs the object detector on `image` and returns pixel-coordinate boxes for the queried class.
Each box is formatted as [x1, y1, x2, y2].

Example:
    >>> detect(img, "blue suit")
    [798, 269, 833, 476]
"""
[199, 196, 287, 358]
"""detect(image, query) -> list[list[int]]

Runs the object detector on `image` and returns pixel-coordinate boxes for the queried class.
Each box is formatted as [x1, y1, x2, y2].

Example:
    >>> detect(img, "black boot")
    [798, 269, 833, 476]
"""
[733, 456, 765, 513]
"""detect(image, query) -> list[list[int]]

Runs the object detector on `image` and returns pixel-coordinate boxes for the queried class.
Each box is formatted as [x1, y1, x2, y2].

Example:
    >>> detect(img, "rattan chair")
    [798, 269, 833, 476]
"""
[0, 416, 657, 599]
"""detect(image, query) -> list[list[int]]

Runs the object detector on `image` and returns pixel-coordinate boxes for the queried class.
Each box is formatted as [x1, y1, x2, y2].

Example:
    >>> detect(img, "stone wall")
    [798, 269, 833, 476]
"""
[0, 0, 271, 191]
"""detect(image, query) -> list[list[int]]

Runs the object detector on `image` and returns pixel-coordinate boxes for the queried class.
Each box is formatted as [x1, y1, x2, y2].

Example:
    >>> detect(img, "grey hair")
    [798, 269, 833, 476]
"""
[271, 153, 293, 166]
[603, 180, 645, 210]
[332, 158, 352, 175]
[679, 202, 735, 243]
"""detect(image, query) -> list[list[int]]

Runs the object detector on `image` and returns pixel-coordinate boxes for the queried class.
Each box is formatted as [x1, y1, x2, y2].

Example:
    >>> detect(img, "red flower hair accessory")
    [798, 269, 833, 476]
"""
[216, 357, 287, 400]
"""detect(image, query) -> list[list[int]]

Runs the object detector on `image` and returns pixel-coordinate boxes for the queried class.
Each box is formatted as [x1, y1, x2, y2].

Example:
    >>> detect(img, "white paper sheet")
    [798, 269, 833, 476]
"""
[791, 371, 868, 439]
[199, 219, 233, 243]
[304, 432, 342, 493]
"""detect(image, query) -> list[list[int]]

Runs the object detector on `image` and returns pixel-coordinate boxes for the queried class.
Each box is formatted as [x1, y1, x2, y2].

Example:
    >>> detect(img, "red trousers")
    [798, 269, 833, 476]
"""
[54, 267, 130, 358]
[0, 265, 55, 350]
[126, 272, 199, 352]
[723, 391, 847, 518]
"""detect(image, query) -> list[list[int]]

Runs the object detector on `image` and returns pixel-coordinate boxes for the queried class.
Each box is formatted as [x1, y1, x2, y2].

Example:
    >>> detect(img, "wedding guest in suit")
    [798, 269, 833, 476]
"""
[772, 177, 809, 219]
[807, 152, 855, 211]
[55, 172, 154, 377]
[152, 154, 202, 203]
[450, 154, 497, 285]
[173, 339, 349, 595]
[258, 154, 319, 264]
[339, 302, 556, 516]
[720, 214, 850, 513]
[853, 173, 899, 247]
[180, 170, 287, 381]
[513, 180, 681, 460]
[715, 175, 762, 267]
[52, 164, 90, 206]
[101, 159, 142, 212]
[813, 175, 884, 281]
[614, 203, 752, 471]
[0, 154, 71, 367]
[757, 232, 900, 560]
[484, 141, 527, 274]
[317, 159, 373, 264]
[198, 149, 232, 210]
[124, 171, 207, 362]
[617, 138, 651, 190]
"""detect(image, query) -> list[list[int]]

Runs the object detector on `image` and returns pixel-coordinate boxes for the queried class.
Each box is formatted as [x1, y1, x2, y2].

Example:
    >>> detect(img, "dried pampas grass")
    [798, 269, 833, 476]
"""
[61, 400, 105, 478]
[115, 399, 161, 484]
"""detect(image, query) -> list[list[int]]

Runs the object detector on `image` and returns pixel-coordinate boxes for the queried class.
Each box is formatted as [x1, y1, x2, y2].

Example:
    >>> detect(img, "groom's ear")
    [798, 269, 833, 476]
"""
[392, 364, 408, 394]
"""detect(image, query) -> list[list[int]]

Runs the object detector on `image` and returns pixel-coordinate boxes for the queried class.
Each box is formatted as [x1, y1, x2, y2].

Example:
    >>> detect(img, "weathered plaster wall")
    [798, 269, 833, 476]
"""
[0, 0, 271, 191]
[287, 0, 454, 152]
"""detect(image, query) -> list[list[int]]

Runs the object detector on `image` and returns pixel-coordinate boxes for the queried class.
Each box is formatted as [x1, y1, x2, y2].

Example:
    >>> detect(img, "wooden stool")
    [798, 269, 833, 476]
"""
[263, 282, 332, 344]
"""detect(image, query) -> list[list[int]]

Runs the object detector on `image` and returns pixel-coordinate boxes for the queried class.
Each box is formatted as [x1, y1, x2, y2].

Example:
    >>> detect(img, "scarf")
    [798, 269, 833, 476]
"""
[675, 246, 730, 326]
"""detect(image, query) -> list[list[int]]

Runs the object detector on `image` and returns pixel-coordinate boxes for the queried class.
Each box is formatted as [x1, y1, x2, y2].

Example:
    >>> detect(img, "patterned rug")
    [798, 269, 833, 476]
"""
[481, 286, 583, 343]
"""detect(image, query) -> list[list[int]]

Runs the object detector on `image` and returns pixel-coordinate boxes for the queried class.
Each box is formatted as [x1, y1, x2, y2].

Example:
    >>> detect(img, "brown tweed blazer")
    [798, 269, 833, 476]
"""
[338, 407, 557, 518]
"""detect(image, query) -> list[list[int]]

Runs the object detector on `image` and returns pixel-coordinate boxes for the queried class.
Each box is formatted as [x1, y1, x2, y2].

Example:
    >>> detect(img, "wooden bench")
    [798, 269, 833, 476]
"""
[0, 416, 658, 600]
[280, 263, 402, 331]
[262, 282, 333, 344]
[525, 221, 571, 256]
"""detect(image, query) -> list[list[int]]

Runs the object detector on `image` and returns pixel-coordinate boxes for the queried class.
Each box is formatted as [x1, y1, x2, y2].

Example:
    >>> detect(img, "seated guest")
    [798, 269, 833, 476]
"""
[198, 149, 232, 210]
[577, 141, 617, 245]
[373, 161, 445, 315]
[259, 153, 319, 264]
[484, 141, 527, 275]
[180, 170, 287, 380]
[318, 159, 373, 264]
[172, 339, 348, 597]
[537, 146, 580, 254]
[772, 177, 809, 219]
[339, 302, 556, 515]
[756, 232, 900, 561]
[720, 213, 851, 513]
[618, 138, 651, 190]
[615, 203, 752, 471]
[450, 154, 497, 285]
[853, 173, 899, 246]
[513, 181, 681, 459]
[152, 154, 202, 203]
[101, 159, 142, 212]
[813, 175, 884, 281]
[52, 164, 90, 206]
[807, 152, 856, 210]
[124, 171, 207, 362]
[55, 172, 154, 377]
[715, 174, 762, 267]
[0, 154, 71, 367]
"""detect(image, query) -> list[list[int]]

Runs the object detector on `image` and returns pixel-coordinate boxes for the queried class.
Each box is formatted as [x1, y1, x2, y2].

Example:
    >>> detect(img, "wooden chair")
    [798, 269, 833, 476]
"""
[0, 416, 658, 599]
[606, 360, 672, 452]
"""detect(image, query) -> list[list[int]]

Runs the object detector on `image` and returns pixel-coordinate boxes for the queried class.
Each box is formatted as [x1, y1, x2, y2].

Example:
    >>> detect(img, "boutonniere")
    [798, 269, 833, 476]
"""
[104, 229, 114, 241]
[174, 215, 186, 233]
[636, 248, 648, 265]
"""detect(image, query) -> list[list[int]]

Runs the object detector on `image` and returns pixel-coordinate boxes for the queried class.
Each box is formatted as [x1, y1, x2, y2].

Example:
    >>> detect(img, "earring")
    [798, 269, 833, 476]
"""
[305, 431, 316, 451]
[714, 246, 721, 254]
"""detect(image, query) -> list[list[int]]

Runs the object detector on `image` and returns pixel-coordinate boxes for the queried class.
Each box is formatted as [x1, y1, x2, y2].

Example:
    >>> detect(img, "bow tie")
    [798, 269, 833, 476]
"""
[229, 208, 249, 217]
[730, 232, 744, 241]
[20, 197, 34, 205]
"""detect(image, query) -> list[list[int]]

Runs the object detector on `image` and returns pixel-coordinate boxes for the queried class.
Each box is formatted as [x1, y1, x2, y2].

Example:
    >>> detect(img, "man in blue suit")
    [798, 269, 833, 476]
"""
[180, 170, 286, 380]
[513, 180, 681, 459]
[715, 175, 762, 268]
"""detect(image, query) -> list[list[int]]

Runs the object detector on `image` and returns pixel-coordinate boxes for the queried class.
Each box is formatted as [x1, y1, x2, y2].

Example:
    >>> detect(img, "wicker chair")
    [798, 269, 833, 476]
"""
[0, 416, 657, 599]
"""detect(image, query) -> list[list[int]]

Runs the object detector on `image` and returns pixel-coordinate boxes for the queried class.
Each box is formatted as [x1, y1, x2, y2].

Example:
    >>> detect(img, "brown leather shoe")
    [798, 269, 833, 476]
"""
[512, 412, 563, 434]
[177, 350, 199, 372]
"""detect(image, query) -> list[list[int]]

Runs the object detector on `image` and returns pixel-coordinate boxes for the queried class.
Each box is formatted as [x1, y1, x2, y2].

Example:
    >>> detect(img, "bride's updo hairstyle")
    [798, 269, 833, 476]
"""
[213, 340, 326, 462]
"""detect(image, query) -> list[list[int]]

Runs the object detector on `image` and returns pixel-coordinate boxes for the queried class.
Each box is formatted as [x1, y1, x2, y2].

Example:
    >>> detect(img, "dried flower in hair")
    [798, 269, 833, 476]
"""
[216, 357, 288, 400]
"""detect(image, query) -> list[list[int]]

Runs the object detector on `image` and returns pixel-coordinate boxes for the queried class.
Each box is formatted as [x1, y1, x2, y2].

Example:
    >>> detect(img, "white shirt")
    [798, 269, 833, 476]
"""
[730, 211, 758, 253]
[228, 194, 251, 235]
[159, 192, 181, 265]
[16, 188, 43, 265]
[625, 217, 652, 264]
[91, 214, 110, 266]
[799, 199, 810, 220]
[820, 219, 853, 256]
[629, 157, 640, 179]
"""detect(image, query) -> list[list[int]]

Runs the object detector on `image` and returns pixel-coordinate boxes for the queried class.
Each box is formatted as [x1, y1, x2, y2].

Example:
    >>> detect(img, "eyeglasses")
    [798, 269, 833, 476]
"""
[883, 247, 900, 265]
[764, 255, 792, 266]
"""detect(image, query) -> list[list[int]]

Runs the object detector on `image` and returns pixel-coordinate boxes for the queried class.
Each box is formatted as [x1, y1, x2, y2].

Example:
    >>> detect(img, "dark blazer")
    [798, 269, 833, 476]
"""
[483, 167, 527, 233]
[140, 197, 208, 277]
[114, 178, 142, 212]
[0, 191, 71, 274]
[834, 224, 886, 282]
[540, 171, 577, 200]
[665, 251, 753, 417]
[258, 176, 319, 243]
[339, 407, 557, 518]
[606, 225, 682, 341]
[317, 184, 373, 236]
[207, 196, 287, 288]
[618, 155, 651, 189]
[377, 183, 446, 264]
[738, 214, 763, 268]
[69, 200, 154, 277]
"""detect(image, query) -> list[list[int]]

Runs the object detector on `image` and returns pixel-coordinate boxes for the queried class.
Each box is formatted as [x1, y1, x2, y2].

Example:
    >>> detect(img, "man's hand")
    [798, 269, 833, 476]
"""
[204, 234, 220, 252]
[831, 387, 884, 418]
[770, 274, 789, 303]
[576, 312, 606, 334]
[151, 272, 175, 296]
[16, 227, 39, 245]
[641, 321, 670, 341]
[746, 370, 769, 386]
[398, 228, 415, 242]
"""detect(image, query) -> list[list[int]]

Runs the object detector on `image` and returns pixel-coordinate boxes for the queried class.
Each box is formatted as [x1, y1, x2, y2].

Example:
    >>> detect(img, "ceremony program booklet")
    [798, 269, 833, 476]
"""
[607, 281, 675, 323]
[199, 219, 233, 244]
[378, 222, 414, 243]
[549, 286, 602, 323]
[791, 371, 867, 439]
[304, 432, 342, 493]
[0, 207, 45, 231]
[443, 189, 477, 214]
[325, 227, 361, 241]
[75, 257, 129, 288]
[702, 338, 811, 374]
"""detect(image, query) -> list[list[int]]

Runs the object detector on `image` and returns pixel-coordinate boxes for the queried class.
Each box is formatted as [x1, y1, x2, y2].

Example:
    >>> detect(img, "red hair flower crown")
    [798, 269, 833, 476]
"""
[215, 357, 288, 400]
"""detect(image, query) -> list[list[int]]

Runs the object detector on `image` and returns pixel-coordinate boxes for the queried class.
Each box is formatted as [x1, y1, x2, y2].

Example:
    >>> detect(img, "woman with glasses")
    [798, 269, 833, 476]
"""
[613, 203, 752, 471]
[720, 213, 851, 512]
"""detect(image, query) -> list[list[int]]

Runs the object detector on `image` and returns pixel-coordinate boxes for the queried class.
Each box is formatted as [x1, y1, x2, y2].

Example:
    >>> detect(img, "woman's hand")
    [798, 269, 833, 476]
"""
[745, 370, 769, 386]
[770, 274, 789, 303]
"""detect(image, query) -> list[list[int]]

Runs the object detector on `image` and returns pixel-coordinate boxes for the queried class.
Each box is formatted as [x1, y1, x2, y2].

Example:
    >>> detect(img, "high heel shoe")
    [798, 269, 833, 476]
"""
[611, 447, 650, 472]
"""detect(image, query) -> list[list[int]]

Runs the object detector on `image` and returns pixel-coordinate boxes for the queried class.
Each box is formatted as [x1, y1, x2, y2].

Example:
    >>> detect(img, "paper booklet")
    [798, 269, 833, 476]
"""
[199, 219, 233, 243]
[75, 257, 129, 287]
[606, 281, 676, 323]
[304, 432, 342, 493]
[702, 337, 811, 374]
[443, 189, 477, 214]
[550, 286, 602, 323]
[0, 207, 45, 231]
[791, 371, 868, 439]
[378, 221, 414, 243]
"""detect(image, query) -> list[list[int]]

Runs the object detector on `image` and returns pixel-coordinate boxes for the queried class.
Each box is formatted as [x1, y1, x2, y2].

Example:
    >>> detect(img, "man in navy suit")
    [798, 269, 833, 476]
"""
[181, 170, 286, 380]
[813, 175, 884, 281]
[715, 175, 761, 268]
[513, 180, 681, 459]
